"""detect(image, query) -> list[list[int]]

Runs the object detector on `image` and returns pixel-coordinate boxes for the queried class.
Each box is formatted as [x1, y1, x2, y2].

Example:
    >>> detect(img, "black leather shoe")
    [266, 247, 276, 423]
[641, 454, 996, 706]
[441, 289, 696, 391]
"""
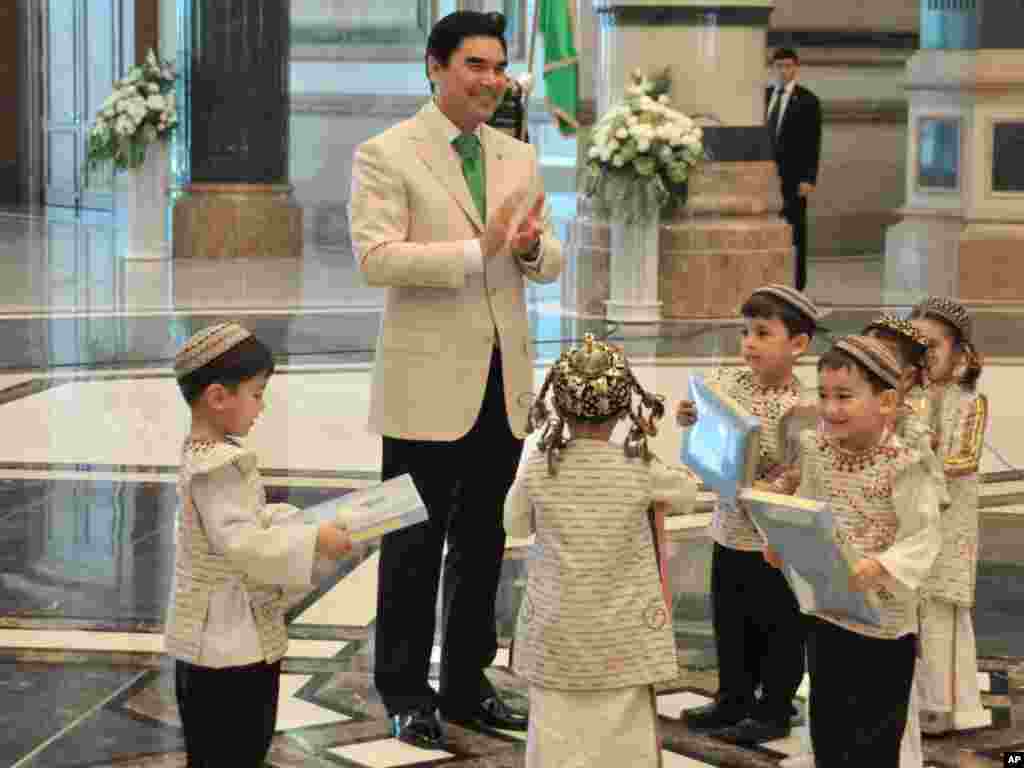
[444, 695, 528, 731]
[391, 708, 444, 747]
[714, 717, 790, 745]
[682, 700, 748, 730]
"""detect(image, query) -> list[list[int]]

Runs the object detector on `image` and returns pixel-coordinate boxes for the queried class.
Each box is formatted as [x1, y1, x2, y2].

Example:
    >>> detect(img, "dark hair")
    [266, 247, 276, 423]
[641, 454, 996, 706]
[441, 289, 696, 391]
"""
[772, 48, 800, 64]
[740, 293, 816, 340]
[907, 307, 983, 391]
[863, 327, 927, 372]
[178, 336, 276, 405]
[817, 347, 891, 394]
[425, 11, 508, 89]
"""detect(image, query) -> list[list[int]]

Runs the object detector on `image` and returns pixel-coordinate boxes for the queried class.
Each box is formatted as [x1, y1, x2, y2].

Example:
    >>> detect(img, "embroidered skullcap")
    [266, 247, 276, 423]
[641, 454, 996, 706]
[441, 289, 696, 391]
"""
[550, 334, 636, 420]
[747, 284, 828, 326]
[914, 296, 972, 341]
[174, 322, 252, 379]
[833, 335, 901, 389]
[864, 313, 929, 354]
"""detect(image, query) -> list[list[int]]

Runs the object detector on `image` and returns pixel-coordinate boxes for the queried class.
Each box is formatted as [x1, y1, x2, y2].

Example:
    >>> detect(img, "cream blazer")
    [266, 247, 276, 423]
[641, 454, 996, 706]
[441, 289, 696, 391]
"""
[349, 102, 563, 440]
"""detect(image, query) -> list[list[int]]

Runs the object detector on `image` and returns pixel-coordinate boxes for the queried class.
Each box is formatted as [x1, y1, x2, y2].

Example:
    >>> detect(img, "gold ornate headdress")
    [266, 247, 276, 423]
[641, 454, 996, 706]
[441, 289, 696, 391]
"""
[914, 296, 972, 341]
[911, 296, 983, 388]
[864, 314, 929, 356]
[527, 334, 665, 474]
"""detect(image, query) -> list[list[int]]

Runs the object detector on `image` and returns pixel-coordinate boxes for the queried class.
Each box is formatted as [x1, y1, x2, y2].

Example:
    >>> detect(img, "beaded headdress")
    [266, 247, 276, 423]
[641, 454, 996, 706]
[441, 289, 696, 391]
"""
[863, 313, 929, 357]
[911, 296, 982, 389]
[747, 284, 828, 326]
[913, 296, 972, 342]
[527, 334, 665, 473]
[174, 322, 253, 379]
[832, 335, 902, 389]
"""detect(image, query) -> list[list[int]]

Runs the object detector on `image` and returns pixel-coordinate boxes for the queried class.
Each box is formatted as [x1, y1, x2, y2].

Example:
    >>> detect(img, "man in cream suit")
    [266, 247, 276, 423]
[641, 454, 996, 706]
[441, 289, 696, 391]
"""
[348, 11, 563, 748]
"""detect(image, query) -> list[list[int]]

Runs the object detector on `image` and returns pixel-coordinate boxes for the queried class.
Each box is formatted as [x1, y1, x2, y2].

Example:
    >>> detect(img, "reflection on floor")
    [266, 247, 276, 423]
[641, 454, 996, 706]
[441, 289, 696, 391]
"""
[2, 205, 1024, 766]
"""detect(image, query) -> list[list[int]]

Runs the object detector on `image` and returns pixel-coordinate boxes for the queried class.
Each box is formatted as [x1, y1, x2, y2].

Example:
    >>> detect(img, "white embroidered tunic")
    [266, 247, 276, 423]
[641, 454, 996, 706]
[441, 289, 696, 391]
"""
[707, 367, 806, 551]
[796, 430, 941, 639]
[507, 440, 697, 690]
[897, 385, 950, 508]
[164, 439, 323, 667]
[922, 384, 988, 606]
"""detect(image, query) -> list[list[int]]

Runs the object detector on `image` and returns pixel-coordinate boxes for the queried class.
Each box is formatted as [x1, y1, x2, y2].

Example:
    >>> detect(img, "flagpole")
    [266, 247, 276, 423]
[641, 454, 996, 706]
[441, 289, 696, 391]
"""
[528, 0, 541, 82]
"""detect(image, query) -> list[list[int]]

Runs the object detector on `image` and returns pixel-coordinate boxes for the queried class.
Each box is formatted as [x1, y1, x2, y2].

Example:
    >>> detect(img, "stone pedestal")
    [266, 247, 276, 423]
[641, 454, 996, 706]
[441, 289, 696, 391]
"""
[571, 128, 791, 318]
[570, 0, 791, 318]
[883, 210, 962, 305]
[660, 161, 790, 317]
[884, 2, 1024, 303]
[173, 183, 302, 259]
[118, 140, 170, 260]
[173, 0, 301, 260]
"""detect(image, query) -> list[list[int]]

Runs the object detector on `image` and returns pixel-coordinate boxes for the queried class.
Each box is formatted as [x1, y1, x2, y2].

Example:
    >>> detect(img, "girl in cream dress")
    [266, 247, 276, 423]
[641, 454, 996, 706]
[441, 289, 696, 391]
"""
[505, 334, 697, 767]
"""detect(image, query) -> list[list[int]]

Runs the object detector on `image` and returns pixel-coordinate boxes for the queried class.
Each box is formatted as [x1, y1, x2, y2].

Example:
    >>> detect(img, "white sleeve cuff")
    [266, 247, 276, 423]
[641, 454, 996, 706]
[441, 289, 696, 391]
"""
[463, 239, 484, 275]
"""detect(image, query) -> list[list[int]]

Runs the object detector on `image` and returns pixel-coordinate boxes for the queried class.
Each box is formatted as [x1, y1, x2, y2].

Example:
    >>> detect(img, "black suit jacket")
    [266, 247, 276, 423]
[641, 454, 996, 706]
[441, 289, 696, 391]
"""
[765, 83, 822, 194]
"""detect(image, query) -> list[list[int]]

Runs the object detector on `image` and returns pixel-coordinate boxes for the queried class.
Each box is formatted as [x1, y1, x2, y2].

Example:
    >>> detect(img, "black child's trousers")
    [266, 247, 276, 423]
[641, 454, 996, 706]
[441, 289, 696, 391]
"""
[710, 542, 806, 723]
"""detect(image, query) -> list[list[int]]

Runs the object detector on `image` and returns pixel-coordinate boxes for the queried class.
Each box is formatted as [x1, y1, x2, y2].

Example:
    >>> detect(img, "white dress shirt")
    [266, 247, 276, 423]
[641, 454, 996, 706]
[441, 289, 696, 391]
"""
[767, 80, 797, 136]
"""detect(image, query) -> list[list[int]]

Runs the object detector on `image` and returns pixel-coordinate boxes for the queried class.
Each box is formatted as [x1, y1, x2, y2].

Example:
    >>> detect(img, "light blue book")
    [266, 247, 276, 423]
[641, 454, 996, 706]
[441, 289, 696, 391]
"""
[305, 474, 428, 543]
[742, 488, 883, 627]
[680, 373, 761, 502]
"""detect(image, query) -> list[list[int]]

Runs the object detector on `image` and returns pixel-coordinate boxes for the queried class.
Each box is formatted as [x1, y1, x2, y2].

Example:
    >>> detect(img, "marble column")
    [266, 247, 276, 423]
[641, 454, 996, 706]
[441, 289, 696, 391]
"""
[172, 0, 302, 260]
[569, 0, 790, 319]
[884, 1, 1024, 304]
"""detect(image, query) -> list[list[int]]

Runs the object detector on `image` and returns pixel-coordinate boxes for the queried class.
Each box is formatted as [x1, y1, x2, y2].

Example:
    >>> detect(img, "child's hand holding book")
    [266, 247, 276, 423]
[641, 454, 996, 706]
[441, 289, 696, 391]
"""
[675, 399, 698, 427]
[848, 557, 886, 593]
[316, 522, 353, 560]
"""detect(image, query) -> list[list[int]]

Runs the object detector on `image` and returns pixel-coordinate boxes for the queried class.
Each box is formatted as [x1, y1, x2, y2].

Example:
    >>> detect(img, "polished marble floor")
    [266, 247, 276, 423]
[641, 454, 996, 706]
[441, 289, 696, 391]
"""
[1, 202, 1024, 767]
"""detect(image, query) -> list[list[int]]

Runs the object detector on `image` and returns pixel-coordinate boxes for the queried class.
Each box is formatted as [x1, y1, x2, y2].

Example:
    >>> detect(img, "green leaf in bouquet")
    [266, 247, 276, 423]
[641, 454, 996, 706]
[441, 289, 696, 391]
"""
[633, 156, 656, 177]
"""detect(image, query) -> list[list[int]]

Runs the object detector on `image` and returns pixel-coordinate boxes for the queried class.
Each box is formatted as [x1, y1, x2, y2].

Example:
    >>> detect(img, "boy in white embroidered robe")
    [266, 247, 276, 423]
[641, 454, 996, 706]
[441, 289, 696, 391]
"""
[768, 335, 941, 768]
[164, 322, 353, 768]
[674, 284, 826, 745]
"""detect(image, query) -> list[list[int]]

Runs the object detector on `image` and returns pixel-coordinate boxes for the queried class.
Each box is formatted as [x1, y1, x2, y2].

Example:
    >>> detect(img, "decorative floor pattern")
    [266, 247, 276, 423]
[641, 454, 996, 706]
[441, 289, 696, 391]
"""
[4, 206, 1024, 766]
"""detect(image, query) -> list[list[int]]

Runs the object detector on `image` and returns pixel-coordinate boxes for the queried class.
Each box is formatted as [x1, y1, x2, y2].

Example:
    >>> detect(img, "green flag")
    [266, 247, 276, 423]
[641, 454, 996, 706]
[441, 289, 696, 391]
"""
[538, 0, 579, 136]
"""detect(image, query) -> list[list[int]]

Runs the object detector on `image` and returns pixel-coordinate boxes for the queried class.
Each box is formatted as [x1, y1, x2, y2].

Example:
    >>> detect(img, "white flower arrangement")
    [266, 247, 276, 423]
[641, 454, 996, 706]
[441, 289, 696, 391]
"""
[582, 68, 706, 223]
[85, 49, 178, 176]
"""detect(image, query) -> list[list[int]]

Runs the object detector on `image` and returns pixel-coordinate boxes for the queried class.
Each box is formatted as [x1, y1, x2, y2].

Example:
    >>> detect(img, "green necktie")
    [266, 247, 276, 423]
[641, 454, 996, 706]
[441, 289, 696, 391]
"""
[453, 133, 486, 223]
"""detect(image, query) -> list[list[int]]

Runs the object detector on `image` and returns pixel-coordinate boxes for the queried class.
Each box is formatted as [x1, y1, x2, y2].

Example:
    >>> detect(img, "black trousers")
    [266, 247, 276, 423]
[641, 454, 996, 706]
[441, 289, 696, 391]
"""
[374, 345, 524, 717]
[781, 187, 808, 290]
[710, 542, 805, 723]
[175, 659, 280, 768]
[806, 617, 916, 768]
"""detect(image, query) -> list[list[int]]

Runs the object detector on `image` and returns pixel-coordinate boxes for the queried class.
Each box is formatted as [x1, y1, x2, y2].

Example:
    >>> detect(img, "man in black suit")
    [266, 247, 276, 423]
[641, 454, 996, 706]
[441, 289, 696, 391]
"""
[766, 48, 822, 291]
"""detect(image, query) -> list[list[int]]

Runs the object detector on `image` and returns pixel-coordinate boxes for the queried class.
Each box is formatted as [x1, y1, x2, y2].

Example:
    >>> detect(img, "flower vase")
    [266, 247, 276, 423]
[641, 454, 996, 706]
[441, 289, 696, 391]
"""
[606, 210, 662, 323]
[119, 140, 169, 260]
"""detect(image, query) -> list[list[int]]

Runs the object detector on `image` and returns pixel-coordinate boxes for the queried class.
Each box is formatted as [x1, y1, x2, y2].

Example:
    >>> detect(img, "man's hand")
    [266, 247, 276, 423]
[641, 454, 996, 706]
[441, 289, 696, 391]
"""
[481, 187, 541, 261]
[849, 557, 886, 593]
[798, 182, 815, 198]
[510, 193, 545, 257]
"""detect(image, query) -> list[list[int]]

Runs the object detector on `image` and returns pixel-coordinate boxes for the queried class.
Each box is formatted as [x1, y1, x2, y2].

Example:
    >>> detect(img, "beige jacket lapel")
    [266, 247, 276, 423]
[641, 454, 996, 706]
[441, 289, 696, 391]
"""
[480, 127, 507, 227]
[410, 104, 485, 233]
